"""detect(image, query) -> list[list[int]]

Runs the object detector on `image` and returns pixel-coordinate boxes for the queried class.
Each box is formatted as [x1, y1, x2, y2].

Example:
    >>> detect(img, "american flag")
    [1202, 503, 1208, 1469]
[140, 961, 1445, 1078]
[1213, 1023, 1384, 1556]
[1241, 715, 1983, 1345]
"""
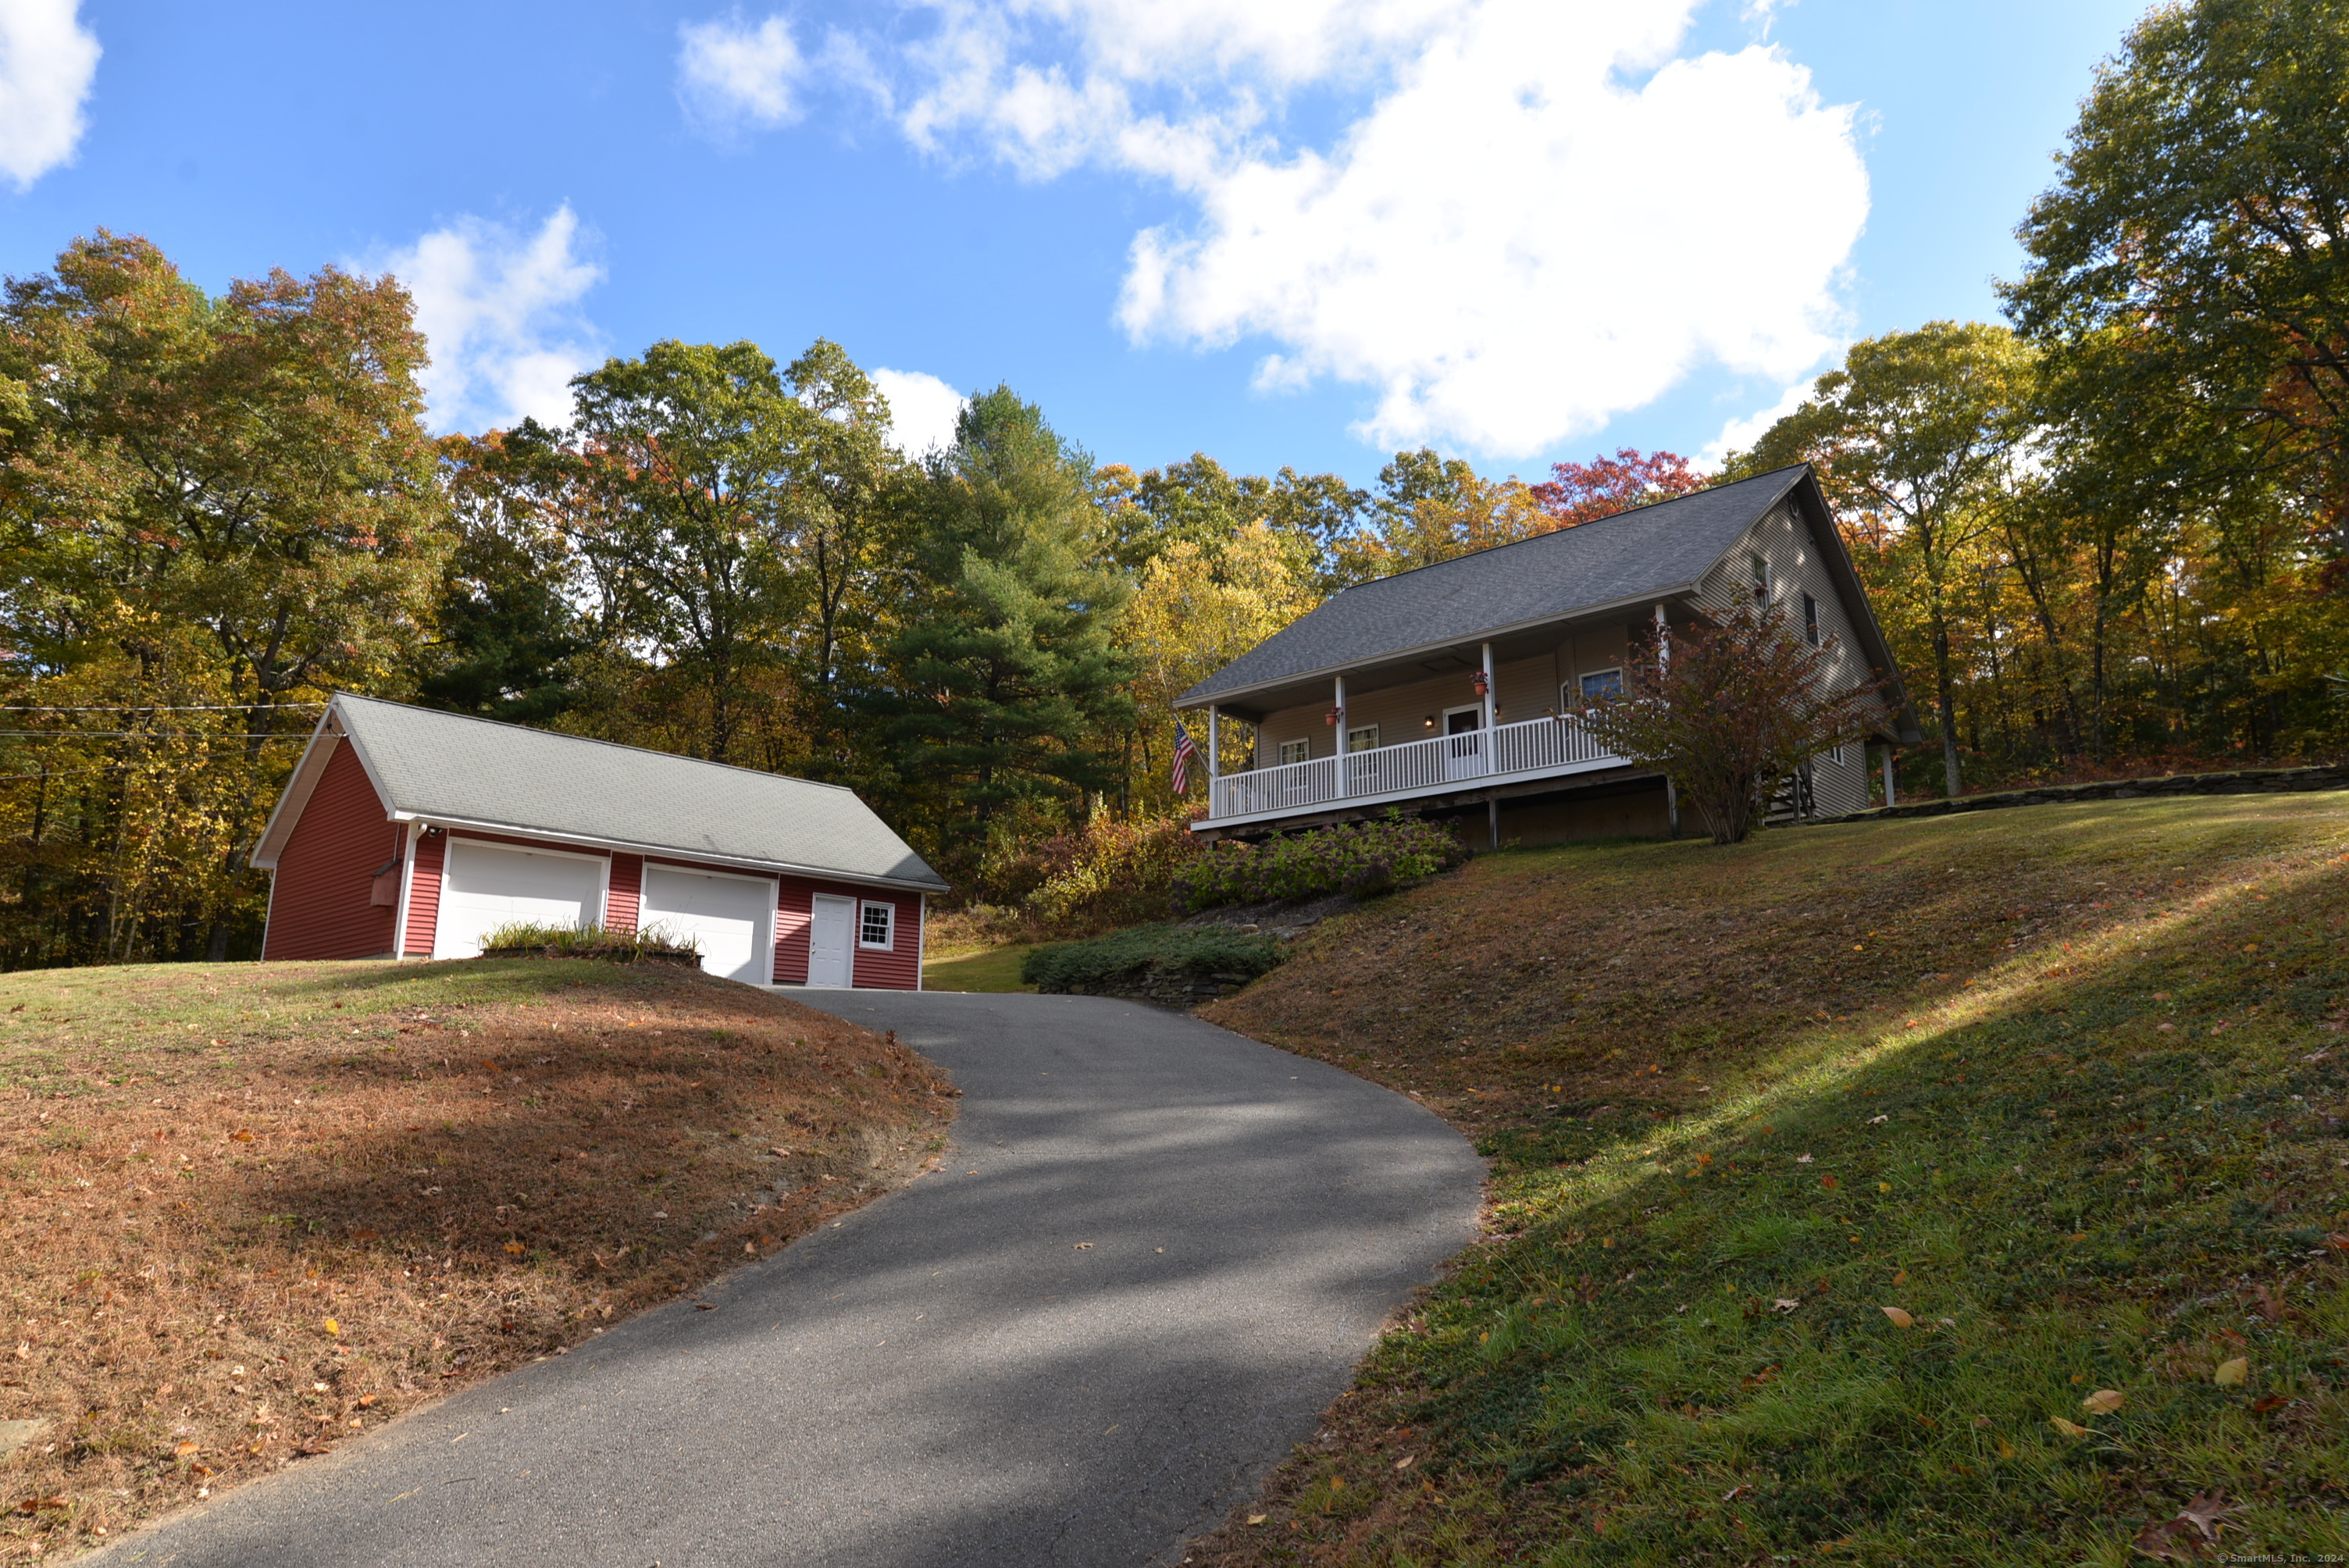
[1171, 722, 1200, 794]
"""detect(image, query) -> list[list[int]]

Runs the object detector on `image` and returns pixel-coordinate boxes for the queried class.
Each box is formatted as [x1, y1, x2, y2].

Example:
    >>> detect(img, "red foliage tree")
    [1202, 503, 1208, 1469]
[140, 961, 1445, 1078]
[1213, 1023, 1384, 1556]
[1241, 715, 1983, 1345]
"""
[1530, 447, 1707, 526]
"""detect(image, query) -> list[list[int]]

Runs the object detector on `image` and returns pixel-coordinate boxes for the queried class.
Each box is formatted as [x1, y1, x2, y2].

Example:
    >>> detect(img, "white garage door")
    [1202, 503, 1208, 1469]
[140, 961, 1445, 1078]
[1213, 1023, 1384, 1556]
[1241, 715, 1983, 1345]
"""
[433, 841, 605, 959]
[640, 866, 775, 984]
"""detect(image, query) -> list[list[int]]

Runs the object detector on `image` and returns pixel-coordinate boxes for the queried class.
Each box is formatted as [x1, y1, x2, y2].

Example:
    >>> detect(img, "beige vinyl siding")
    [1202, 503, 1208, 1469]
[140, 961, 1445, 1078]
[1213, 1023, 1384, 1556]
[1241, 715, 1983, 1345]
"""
[1809, 743, 1870, 816]
[1253, 654, 1559, 764]
[1702, 501, 1895, 733]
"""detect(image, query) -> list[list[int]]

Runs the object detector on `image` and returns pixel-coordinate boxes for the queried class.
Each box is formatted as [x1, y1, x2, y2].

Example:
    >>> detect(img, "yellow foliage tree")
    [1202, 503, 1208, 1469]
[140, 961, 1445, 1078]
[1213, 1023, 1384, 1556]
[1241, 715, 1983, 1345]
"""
[1121, 522, 1319, 813]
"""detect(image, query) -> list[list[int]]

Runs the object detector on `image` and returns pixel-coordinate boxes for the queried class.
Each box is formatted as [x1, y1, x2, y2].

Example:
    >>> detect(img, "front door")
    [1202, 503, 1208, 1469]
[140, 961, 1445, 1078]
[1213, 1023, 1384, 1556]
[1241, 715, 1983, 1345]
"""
[807, 894, 855, 988]
[1444, 705, 1487, 780]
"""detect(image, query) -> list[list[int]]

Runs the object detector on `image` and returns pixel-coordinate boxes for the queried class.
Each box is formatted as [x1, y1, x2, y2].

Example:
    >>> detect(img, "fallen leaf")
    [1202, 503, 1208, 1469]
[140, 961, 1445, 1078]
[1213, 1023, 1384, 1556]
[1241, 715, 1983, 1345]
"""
[1772, 1299, 1802, 1313]
[232, 1130, 254, 1142]
[173, 1441, 198, 1457]
[2213, 1357, 2248, 1387]
[1892, 1270, 1909, 1285]
[1721, 1484, 1749, 1502]
[2250, 1394, 2287, 1413]
[1820, 1175, 1839, 1190]
[1867, 1115, 1887, 1124]
[1394, 1454, 1416, 1470]
[1995, 1440, 2016, 1459]
[323, 1317, 340, 1337]
[1246, 1514, 1268, 1527]
[1880, 1306, 1914, 1328]
[1328, 1475, 1346, 1491]
[503, 1242, 526, 1257]
[2081, 1389, 2124, 1415]
[1072, 1242, 1093, 1250]
[351, 1228, 379, 1242]
[2049, 1417, 2090, 1438]
[357, 1394, 378, 1407]
[1796, 1153, 1814, 1164]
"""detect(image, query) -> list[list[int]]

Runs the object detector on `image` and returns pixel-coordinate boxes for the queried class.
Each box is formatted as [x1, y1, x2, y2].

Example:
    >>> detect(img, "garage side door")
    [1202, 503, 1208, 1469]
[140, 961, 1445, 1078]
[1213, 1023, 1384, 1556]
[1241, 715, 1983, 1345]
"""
[433, 842, 604, 960]
[640, 866, 775, 984]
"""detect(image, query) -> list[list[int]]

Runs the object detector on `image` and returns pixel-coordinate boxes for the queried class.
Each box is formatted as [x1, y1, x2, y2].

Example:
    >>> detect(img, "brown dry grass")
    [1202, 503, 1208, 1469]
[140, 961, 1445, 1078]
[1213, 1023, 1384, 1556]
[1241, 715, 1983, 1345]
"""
[0, 957, 954, 1557]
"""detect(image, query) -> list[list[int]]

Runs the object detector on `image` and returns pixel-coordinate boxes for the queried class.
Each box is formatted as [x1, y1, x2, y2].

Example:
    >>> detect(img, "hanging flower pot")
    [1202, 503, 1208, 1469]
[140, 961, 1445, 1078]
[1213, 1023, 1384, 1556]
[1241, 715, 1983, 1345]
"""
[1470, 670, 1491, 698]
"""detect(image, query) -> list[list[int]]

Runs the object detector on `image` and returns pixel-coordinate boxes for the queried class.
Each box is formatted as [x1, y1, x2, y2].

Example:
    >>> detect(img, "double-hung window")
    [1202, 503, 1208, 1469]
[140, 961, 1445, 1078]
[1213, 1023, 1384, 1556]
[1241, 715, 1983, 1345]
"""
[1278, 738, 1311, 766]
[859, 900, 895, 949]
[1576, 668, 1624, 701]
[1346, 724, 1380, 754]
[1802, 591, 1821, 646]
[1751, 554, 1772, 604]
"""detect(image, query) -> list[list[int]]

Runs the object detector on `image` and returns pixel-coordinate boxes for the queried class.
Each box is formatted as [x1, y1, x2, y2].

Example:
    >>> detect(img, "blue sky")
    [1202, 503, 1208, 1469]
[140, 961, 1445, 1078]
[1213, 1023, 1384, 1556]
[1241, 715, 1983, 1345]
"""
[1, 0, 2148, 490]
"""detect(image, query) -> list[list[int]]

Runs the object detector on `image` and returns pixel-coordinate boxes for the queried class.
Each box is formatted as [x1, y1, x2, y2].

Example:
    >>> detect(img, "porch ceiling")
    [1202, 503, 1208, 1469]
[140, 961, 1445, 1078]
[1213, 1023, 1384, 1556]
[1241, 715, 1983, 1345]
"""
[1181, 600, 1685, 724]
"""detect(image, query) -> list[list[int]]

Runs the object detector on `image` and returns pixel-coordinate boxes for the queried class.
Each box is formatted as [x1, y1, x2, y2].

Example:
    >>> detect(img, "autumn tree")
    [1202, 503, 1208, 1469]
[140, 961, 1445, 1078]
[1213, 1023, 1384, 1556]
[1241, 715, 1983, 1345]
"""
[1531, 447, 1706, 526]
[1723, 323, 2034, 796]
[1577, 604, 1888, 845]
[0, 233, 446, 961]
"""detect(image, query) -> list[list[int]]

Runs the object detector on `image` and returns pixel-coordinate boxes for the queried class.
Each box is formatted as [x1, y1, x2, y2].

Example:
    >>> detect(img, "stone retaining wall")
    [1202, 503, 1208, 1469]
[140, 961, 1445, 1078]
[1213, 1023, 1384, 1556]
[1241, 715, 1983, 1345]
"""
[1813, 764, 2349, 826]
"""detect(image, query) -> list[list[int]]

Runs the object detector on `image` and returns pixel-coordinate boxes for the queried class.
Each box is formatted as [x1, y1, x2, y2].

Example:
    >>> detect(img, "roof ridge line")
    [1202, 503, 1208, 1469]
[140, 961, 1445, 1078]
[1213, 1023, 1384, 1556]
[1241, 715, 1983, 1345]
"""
[1331, 463, 1811, 594]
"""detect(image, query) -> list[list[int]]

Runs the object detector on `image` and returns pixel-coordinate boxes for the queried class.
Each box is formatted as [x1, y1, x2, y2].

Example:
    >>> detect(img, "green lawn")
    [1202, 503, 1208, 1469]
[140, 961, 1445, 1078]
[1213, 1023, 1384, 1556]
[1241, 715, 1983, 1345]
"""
[922, 943, 1038, 992]
[1193, 792, 2349, 1566]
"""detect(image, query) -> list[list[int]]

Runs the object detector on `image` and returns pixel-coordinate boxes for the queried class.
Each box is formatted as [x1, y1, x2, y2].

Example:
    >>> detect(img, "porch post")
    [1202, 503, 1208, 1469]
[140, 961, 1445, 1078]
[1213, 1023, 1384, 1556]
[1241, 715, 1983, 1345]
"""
[1207, 704, 1221, 796]
[1479, 643, 1495, 782]
[1332, 676, 1347, 796]
[1881, 744, 1897, 808]
[1656, 604, 1679, 839]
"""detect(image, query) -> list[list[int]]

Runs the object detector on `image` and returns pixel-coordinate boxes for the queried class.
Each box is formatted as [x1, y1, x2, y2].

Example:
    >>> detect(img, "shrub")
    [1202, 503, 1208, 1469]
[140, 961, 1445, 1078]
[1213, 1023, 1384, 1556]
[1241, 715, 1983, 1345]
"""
[476, 921, 701, 966]
[1023, 810, 1205, 935]
[1020, 923, 1284, 996]
[1173, 811, 1468, 911]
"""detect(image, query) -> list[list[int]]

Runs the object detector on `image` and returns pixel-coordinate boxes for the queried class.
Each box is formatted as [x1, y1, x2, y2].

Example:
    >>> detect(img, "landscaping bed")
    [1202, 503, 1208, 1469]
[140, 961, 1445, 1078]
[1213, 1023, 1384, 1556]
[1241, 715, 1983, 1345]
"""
[1185, 792, 2349, 1563]
[0, 959, 956, 1557]
[1021, 924, 1285, 1009]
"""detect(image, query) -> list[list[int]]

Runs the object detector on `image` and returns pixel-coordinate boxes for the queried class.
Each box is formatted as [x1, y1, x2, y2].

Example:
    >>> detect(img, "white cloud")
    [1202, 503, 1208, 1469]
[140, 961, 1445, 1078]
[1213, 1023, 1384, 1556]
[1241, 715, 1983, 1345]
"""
[1703, 373, 1823, 466]
[369, 206, 605, 435]
[850, 0, 1866, 458]
[872, 367, 967, 458]
[0, 0, 101, 190]
[678, 11, 806, 132]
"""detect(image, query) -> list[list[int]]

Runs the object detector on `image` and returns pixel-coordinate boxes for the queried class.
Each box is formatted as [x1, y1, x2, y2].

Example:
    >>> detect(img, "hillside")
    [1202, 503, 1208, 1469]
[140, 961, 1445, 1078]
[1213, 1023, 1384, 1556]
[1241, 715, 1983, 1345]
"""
[1189, 792, 2349, 1564]
[0, 959, 954, 1557]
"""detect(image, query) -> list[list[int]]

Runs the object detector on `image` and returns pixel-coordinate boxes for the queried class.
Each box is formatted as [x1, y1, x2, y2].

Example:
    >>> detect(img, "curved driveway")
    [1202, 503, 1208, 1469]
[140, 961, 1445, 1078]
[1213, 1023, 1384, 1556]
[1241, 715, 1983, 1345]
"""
[106, 992, 1482, 1567]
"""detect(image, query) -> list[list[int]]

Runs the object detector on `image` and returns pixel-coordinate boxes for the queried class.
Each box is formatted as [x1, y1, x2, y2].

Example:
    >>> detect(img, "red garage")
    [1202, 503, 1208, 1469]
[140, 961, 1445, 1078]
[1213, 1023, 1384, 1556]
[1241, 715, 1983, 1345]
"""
[252, 695, 947, 989]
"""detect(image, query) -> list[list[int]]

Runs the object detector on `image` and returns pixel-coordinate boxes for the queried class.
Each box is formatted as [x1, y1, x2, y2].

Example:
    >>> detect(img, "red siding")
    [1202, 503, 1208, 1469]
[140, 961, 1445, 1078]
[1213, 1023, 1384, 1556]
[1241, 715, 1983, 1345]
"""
[772, 874, 921, 989]
[263, 740, 397, 960]
[606, 854, 642, 932]
[402, 828, 446, 955]
[852, 889, 921, 989]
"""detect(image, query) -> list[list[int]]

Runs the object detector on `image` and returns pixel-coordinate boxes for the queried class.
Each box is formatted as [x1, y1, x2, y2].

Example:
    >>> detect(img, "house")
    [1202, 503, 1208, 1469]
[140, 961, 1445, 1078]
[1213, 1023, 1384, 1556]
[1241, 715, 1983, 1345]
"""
[252, 695, 947, 988]
[1174, 464, 1922, 845]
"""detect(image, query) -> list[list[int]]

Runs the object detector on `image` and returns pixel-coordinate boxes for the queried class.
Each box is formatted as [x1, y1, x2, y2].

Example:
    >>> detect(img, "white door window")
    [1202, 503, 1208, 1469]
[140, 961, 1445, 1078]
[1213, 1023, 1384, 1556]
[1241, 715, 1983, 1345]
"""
[807, 894, 855, 988]
[639, 866, 775, 985]
[433, 841, 605, 960]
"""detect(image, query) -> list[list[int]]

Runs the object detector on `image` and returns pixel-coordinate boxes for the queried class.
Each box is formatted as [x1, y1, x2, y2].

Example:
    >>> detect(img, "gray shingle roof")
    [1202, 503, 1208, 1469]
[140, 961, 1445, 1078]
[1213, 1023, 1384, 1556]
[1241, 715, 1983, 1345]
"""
[308, 696, 946, 890]
[1178, 465, 1808, 707]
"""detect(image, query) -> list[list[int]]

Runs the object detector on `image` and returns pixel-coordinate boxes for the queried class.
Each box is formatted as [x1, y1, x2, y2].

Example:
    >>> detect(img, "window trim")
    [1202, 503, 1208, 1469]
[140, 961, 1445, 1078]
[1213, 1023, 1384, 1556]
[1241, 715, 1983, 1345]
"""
[1345, 723, 1381, 754]
[1751, 552, 1771, 604]
[1802, 591, 1821, 646]
[1574, 668, 1624, 703]
[857, 899, 896, 950]
[1277, 737, 1311, 766]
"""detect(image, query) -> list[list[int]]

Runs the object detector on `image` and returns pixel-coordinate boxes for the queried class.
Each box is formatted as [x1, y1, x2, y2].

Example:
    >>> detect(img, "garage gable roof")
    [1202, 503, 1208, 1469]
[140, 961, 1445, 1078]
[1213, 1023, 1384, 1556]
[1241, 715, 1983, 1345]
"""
[258, 696, 947, 892]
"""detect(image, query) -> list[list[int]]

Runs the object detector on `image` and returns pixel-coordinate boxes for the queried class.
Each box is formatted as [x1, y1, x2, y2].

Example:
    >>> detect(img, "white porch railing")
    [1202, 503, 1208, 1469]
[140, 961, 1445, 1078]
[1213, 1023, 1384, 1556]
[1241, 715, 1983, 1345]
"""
[1207, 712, 1622, 822]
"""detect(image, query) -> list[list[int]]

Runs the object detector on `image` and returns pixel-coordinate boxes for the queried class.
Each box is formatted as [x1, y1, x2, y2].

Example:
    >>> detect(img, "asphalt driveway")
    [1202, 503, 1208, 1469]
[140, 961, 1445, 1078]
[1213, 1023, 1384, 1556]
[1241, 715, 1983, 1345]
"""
[104, 991, 1482, 1567]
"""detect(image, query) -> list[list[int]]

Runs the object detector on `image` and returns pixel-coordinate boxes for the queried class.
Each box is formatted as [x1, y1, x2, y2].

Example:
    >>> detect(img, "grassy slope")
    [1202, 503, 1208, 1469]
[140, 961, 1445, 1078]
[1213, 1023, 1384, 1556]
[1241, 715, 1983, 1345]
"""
[0, 959, 955, 1557]
[922, 943, 1038, 993]
[1189, 793, 2349, 1566]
